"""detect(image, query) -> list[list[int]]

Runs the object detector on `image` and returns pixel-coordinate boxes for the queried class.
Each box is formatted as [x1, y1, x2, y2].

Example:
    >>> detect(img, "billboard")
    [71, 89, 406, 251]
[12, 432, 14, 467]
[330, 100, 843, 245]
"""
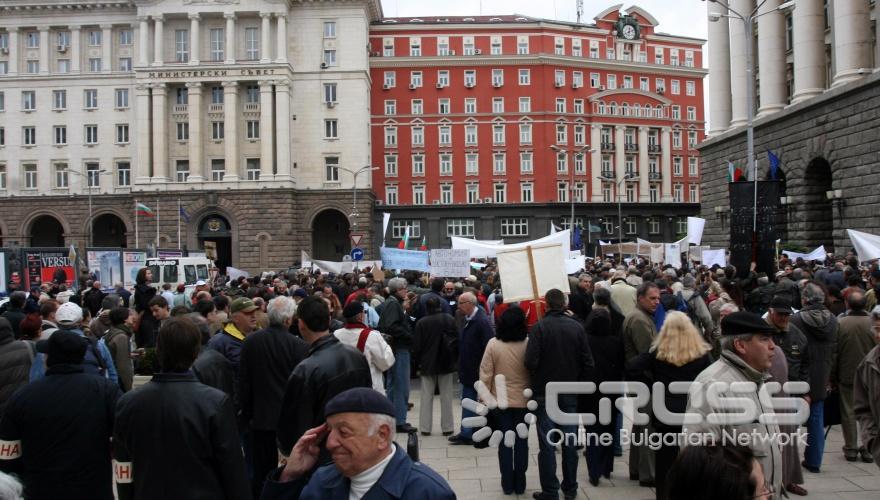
[23, 248, 74, 290]
[86, 250, 123, 291]
[122, 251, 147, 288]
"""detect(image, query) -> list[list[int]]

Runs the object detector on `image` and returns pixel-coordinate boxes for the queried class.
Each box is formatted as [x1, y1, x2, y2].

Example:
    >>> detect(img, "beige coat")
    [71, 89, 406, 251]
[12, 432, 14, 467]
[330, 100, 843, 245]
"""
[854, 344, 880, 468]
[479, 338, 530, 408]
[609, 279, 638, 318]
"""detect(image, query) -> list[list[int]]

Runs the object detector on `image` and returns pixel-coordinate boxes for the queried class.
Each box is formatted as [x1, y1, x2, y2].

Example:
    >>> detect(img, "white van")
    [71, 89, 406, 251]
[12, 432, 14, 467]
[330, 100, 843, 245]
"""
[146, 257, 213, 300]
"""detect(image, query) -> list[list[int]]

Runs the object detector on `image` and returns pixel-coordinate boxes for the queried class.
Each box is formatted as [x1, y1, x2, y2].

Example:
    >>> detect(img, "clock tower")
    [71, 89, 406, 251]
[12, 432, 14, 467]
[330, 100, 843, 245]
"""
[615, 14, 640, 40]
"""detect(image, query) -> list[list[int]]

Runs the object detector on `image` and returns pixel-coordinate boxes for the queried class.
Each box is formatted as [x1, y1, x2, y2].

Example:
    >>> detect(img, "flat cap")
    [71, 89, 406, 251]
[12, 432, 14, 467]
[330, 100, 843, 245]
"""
[720, 311, 778, 336]
[230, 297, 258, 314]
[342, 301, 365, 319]
[768, 296, 793, 315]
[325, 387, 395, 418]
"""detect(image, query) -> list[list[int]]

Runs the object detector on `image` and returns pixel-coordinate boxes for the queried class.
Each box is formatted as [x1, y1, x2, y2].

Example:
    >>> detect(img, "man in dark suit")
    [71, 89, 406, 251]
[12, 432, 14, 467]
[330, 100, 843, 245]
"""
[448, 291, 494, 445]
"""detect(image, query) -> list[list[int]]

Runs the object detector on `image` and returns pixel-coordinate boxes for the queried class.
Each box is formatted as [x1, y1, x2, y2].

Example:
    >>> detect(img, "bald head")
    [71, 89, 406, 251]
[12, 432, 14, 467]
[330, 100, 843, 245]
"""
[847, 290, 867, 312]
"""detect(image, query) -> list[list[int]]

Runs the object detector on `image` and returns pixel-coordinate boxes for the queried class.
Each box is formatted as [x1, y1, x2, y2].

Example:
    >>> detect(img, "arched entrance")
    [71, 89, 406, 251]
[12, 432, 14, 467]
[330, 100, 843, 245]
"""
[799, 157, 833, 249]
[91, 213, 128, 248]
[197, 214, 232, 272]
[30, 215, 65, 247]
[312, 209, 350, 261]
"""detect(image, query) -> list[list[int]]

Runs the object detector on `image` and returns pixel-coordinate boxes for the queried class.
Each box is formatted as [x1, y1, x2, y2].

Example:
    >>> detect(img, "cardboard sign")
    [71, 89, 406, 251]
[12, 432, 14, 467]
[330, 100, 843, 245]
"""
[496, 243, 569, 302]
[430, 249, 471, 277]
[702, 249, 727, 268]
[664, 242, 681, 269]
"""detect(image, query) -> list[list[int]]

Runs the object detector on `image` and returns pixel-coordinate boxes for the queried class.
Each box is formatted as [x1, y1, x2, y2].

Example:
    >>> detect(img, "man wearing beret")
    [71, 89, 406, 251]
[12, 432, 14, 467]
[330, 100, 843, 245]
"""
[684, 311, 787, 496]
[262, 387, 455, 500]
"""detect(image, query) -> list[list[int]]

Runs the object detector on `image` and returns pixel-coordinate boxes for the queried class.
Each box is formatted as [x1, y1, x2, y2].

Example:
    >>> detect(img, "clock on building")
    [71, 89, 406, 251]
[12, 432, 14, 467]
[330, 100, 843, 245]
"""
[622, 24, 637, 40]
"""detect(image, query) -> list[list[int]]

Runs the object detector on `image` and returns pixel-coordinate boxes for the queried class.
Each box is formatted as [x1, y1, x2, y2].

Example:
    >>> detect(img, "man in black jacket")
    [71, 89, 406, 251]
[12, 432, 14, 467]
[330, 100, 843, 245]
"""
[276, 296, 372, 458]
[568, 274, 594, 322]
[0, 291, 26, 339]
[1, 330, 121, 500]
[526, 288, 595, 500]
[239, 296, 309, 498]
[448, 291, 494, 445]
[377, 277, 415, 432]
[113, 317, 249, 500]
[413, 277, 453, 320]
[413, 296, 458, 437]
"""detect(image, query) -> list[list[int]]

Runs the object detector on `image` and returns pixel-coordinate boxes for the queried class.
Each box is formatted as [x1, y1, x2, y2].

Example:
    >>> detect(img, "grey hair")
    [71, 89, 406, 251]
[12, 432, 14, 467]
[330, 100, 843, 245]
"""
[0, 471, 23, 500]
[366, 413, 396, 439]
[871, 306, 880, 321]
[722, 334, 753, 353]
[267, 296, 297, 327]
[388, 277, 408, 293]
[719, 303, 740, 316]
[802, 283, 826, 307]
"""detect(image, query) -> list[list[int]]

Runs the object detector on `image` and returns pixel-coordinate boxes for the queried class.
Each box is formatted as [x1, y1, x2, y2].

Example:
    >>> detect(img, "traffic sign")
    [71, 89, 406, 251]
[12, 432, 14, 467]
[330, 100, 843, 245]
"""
[350, 233, 364, 248]
[350, 247, 364, 261]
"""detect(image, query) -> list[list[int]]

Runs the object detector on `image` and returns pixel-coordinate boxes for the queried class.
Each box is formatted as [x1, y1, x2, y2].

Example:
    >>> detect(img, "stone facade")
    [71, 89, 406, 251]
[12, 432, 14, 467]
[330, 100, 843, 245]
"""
[697, 72, 880, 253]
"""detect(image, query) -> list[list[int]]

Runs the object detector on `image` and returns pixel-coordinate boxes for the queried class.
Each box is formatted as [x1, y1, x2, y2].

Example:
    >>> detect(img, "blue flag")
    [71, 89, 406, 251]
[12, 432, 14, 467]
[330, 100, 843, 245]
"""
[768, 150, 781, 180]
[572, 224, 583, 250]
[179, 205, 191, 223]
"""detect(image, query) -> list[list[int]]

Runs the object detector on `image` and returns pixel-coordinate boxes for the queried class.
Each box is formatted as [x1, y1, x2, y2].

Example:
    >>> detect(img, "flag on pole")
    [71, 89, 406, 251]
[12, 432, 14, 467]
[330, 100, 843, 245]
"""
[728, 161, 745, 182]
[572, 224, 582, 250]
[767, 150, 786, 182]
[397, 226, 410, 249]
[179, 205, 191, 223]
[136, 202, 155, 217]
[419, 236, 427, 251]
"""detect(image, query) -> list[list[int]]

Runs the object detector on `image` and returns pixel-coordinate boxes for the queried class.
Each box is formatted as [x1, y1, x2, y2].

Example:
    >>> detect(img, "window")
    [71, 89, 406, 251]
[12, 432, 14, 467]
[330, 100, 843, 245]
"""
[520, 152, 533, 173]
[688, 131, 698, 148]
[245, 85, 258, 104]
[489, 97, 503, 114]
[463, 70, 476, 87]
[53, 90, 67, 110]
[517, 36, 529, 54]
[465, 124, 477, 145]
[411, 99, 423, 115]
[84, 89, 98, 109]
[493, 153, 506, 174]
[324, 119, 337, 139]
[494, 183, 506, 203]
[673, 184, 683, 203]
[323, 83, 337, 103]
[412, 184, 425, 205]
[672, 130, 682, 149]
[625, 218, 637, 234]
[518, 68, 530, 85]
[119, 29, 132, 45]
[391, 220, 420, 239]
[555, 70, 565, 86]
[491, 36, 502, 55]
[656, 78, 665, 92]
[323, 21, 336, 38]
[116, 124, 129, 144]
[54, 126, 67, 145]
[385, 185, 398, 205]
[438, 99, 450, 114]
[590, 73, 600, 88]
[463, 38, 475, 55]
[519, 123, 532, 144]
[556, 153, 567, 173]
[245, 28, 259, 60]
[573, 71, 584, 88]
[501, 218, 528, 237]
[325, 156, 339, 181]
[440, 184, 452, 204]
[574, 125, 585, 146]
[466, 183, 479, 203]
[22, 91, 36, 111]
[574, 99, 584, 114]
[464, 98, 476, 114]
[493, 124, 505, 145]
[557, 181, 569, 202]
[384, 126, 397, 146]
[491, 68, 504, 86]
[572, 40, 582, 57]
[465, 154, 479, 175]
[574, 153, 585, 174]
[383, 39, 394, 57]
[58, 60, 71, 73]
[410, 71, 422, 88]
[623, 75, 633, 89]
[670, 49, 679, 66]
[602, 183, 612, 203]
[439, 154, 452, 175]
[685, 50, 694, 67]
[211, 159, 225, 181]
[673, 156, 682, 176]
[323, 50, 336, 66]
[520, 183, 533, 203]
[0, 128, 4, 147]
[246, 158, 260, 181]
[0, 92, 4, 111]
[671, 80, 680, 95]
[554, 37, 564, 55]
[0, 33, 8, 50]
[555, 124, 567, 144]
[175, 160, 189, 182]
[211, 86, 224, 104]
[689, 184, 698, 202]
[447, 219, 475, 237]
[437, 70, 450, 87]
[409, 37, 421, 57]
[686, 81, 695, 96]
[175, 30, 189, 62]
[654, 47, 664, 64]
[438, 125, 451, 145]
[22, 126, 35, 145]
[411, 126, 424, 146]
[555, 98, 566, 113]
[212, 121, 224, 140]
[518, 97, 531, 113]
[437, 37, 449, 56]
[689, 157, 698, 176]
[88, 30, 102, 46]
[383, 71, 396, 87]
[650, 185, 659, 203]
[412, 154, 424, 176]
[210, 28, 224, 61]
[687, 106, 696, 121]
[384, 155, 397, 176]
[111, 161, 129, 187]
[671, 105, 681, 120]
[22, 164, 37, 189]
[247, 120, 260, 140]
[88, 58, 101, 72]
[26, 31, 39, 48]
[84, 162, 100, 187]
[607, 74, 617, 89]
[176, 122, 189, 141]
[85, 124, 98, 144]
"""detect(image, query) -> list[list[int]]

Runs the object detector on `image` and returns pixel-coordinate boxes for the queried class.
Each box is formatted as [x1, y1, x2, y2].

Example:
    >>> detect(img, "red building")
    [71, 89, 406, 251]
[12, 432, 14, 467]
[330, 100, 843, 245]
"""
[369, 6, 706, 249]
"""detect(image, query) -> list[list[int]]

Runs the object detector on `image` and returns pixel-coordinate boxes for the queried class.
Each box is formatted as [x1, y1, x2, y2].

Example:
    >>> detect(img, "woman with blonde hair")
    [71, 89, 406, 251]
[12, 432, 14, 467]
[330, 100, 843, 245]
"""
[627, 310, 713, 500]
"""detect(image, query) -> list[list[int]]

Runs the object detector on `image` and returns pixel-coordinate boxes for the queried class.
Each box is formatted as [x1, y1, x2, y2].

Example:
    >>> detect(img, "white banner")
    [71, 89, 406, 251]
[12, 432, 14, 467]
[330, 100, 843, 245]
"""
[496, 243, 569, 302]
[312, 259, 382, 274]
[227, 266, 250, 281]
[781, 245, 827, 262]
[429, 249, 471, 277]
[301, 250, 312, 269]
[451, 230, 569, 259]
[848, 229, 880, 262]
[665, 242, 681, 269]
[650, 245, 664, 263]
[701, 249, 727, 268]
[687, 217, 706, 245]
[565, 255, 586, 274]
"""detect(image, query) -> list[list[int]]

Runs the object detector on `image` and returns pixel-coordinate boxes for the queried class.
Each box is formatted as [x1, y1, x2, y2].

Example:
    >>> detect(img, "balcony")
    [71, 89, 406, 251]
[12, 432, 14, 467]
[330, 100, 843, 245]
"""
[600, 169, 614, 179]
[172, 104, 188, 113]
[624, 170, 638, 179]
[648, 144, 662, 154]
[600, 142, 615, 152]
[649, 171, 662, 180]
[208, 103, 224, 113]
[624, 142, 638, 152]
[243, 102, 260, 112]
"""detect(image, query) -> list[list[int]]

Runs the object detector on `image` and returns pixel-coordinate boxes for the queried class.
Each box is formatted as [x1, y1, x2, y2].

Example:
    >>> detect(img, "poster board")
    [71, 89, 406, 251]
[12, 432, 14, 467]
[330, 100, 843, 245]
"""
[380, 247, 431, 273]
[496, 243, 568, 302]
[23, 248, 74, 289]
[430, 249, 471, 277]
[664, 242, 682, 269]
[702, 249, 727, 268]
[122, 250, 147, 288]
[86, 249, 123, 290]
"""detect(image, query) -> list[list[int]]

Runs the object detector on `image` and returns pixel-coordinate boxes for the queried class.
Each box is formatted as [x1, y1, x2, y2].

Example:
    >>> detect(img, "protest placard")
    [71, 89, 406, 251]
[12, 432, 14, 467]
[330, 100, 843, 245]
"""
[496, 243, 568, 304]
[429, 249, 471, 277]
[380, 247, 431, 273]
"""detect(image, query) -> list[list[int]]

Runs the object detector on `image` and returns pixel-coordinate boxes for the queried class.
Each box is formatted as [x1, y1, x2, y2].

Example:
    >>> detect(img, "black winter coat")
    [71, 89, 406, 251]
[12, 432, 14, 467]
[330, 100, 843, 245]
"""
[276, 335, 372, 456]
[377, 295, 413, 350]
[525, 310, 595, 400]
[458, 308, 494, 386]
[791, 306, 840, 401]
[193, 347, 236, 400]
[132, 283, 156, 313]
[0, 318, 32, 417]
[579, 308, 624, 418]
[627, 351, 713, 431]
[412, 311, 458, 375]
[113, 372, 250, 500]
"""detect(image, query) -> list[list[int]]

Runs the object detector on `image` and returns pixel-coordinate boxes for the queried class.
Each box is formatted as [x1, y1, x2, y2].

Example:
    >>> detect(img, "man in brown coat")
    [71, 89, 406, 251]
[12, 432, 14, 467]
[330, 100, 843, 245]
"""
[854, 306, 880, 468]
[104, 307, 135, 392]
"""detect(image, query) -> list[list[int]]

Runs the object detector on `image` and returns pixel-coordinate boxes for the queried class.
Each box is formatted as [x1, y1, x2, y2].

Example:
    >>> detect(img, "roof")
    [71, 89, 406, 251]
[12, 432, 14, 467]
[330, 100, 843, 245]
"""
[374, 14, 539, 25]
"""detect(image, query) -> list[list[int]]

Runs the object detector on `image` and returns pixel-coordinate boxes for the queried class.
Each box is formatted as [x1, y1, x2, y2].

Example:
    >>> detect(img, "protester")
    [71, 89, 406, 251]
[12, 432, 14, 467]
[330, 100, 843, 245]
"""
[854, 306, 880, 468]
[448, 291, 494, 445]
[666, 445, 772, 500]
[0, 318, 33, 418]
[207, 296, 259, 376]
[334, 302, 395, 395]
[104, 307, 135, 392]
[1, 292, 26, 339]
[412, 295, 457, 436]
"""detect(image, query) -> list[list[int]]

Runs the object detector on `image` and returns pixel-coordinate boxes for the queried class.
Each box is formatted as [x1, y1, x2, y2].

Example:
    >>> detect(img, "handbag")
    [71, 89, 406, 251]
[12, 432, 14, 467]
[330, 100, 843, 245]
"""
[823, 389, 841, 428]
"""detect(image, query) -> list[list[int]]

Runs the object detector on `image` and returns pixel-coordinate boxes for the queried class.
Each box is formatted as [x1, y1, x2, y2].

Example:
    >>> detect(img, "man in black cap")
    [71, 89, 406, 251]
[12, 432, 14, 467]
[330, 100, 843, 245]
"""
[262, 387, 454, 500]
[0, 330, 121, 500]
[684, 311, 787, 496]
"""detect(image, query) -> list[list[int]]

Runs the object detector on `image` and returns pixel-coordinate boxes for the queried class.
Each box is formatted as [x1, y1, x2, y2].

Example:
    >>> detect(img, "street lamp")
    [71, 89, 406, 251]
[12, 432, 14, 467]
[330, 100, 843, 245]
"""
[550, 144, 593, 244]
[704, 0, 795, 239]
[69, 167, 108, 247]
[338, 165, 378, 231]
[600, 172, 639, 256]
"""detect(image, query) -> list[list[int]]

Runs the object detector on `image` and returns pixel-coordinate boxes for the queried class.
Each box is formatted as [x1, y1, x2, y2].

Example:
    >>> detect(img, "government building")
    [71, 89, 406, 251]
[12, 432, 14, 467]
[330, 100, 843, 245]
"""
[699, 0, 880, 253]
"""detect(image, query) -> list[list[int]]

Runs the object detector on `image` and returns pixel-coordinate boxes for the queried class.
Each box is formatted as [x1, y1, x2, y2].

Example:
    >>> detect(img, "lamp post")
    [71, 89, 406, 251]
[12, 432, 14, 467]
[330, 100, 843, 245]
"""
[705, 0, 796, 237]
[600, 172, 639, 256]
[338, 165, 378, 232]
[70, 167, 108, 247]
[550, 144, 593, 245]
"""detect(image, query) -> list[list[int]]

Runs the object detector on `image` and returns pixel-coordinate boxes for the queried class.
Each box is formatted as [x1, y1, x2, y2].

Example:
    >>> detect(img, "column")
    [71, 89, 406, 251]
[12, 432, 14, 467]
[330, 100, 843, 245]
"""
[260, 13, 272, 63]
[186, 83, 204, 182]
[7, 27, 17, 76]
[70, 25, 81, 73]
[275, 80, 291, 179]
[188, 14, 200, 65]
[792, 0, 826, 102]
[135, 85, 152, 183]
[614, 126, 625, 201]
[38, 27, 49, 75]
[660, 127, 672, 202]
[101, 24, 113, 73]
[831, 0, 872, 87]
[275, 14, 287, 63]
[222, 82, 239, 180]
[151, 84, 168, 181]
[728, 0, 754, 128]
[137, 16, 149, 66]
[638, 127, 649, 202]
[707, 2, 731, 134]
[756, 0, 786, 116]
[152, 15, 163, 66]
[259, 81, 275, 179]
[224, 13, 236, 64]
[590, 125, 602, 201]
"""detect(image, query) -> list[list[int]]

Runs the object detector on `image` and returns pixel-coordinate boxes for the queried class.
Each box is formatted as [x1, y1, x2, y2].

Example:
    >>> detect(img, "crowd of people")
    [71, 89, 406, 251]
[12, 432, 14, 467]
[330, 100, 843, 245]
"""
[0, 250, 879, 499]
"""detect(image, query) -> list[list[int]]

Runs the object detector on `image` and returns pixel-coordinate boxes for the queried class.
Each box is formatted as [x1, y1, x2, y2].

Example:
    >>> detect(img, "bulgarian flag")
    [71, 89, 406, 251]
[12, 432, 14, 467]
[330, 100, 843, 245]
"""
[728, 161, 744, 182]
[136, 202, 156, 217]
[397, 226, 410, 249]
[419, 236, 427, 251]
